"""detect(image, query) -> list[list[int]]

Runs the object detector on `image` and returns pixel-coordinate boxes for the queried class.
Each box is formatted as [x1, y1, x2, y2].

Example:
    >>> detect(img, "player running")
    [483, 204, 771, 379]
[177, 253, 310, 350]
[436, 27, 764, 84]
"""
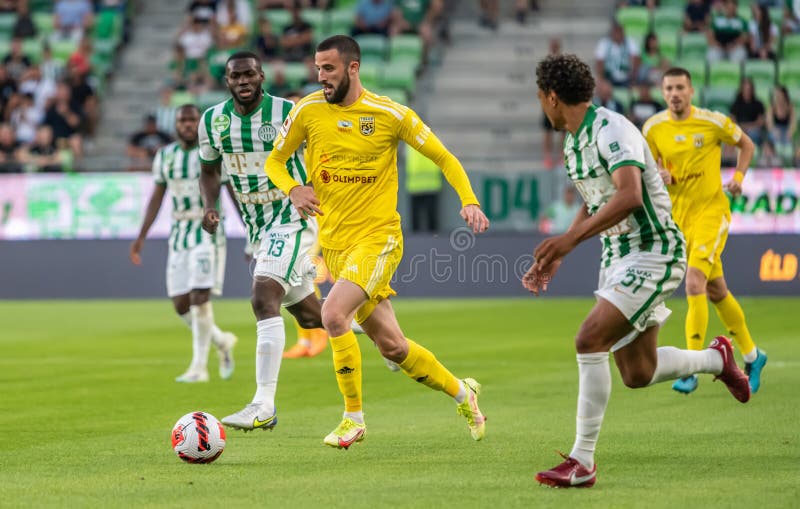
[130, 104, 237, 383]
[643, 67, 767, 395]
[526, 54, 750, 488]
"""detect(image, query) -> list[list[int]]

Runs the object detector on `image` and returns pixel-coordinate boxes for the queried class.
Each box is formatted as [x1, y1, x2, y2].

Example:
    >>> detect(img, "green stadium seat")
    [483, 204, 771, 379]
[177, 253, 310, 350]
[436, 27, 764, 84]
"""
[50, 38, 78, 64]
[657, 32, 678, 61]
[708, 60, 741, 89]
[782, 34, 800, 60]
[208, 48, 236, 81]
[359, 61, 381, 89]
[743, 59, 776, 97]
[328, 7, 355, 35]
[702, 86, 736, 114]
[778, 60, 800, 88]
[32, 12, 54, 37]
[657, 0, 685, 6]
[0, 13, 16, 36]
[197, 90, 230, 111]
[737, 5, 752, 23]
[653, 7, 683, 34]
[374, 87, 408, 104]
[769, 7, 784, 26]
[612, 87, 632, 112]
[0, 38, 10, 58]
[263, 10, 292, 32]
[170, 90, 196, 107]
[283, 61, 309, 89]
[390, 34, 422, 62]
[674, 58, 707, 87]
[616, 7, 651, 41]
[354, 34, 387, 61]
[30, 0, 53, 13]
[649, 86, 666, 107]
[22, 38, 42, 63]
[378, 61, 416, 94]
[301, 9, 327, 35]
[680, 32, 708, 60]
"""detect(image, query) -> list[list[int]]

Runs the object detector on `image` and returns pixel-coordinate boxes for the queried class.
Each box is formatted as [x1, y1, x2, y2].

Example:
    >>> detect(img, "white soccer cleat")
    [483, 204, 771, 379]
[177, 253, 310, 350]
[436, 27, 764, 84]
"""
[175, 369, 209, 383]
[214, 331, 237, 380]
[383, 357, 401, 372]
[351, 320, 365, 334]
[221, 403, 278, 432]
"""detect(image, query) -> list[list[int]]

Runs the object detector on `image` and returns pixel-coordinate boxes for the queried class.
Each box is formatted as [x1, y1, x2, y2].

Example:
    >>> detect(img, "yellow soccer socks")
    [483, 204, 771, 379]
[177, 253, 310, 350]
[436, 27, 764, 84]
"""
[398, 339, 462, 398]
[685, 294, 708, 350]
[330, 330, 363, 412]
[713, 293, 757, 360]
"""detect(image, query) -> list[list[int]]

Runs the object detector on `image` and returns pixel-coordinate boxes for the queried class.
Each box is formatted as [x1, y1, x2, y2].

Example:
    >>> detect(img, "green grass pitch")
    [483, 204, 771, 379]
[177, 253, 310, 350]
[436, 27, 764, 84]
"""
[1, 297, 798, 508]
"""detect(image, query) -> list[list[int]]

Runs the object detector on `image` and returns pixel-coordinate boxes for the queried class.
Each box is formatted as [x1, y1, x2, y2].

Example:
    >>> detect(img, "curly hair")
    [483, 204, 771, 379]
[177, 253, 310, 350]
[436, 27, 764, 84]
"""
[535, 54, 595, 105]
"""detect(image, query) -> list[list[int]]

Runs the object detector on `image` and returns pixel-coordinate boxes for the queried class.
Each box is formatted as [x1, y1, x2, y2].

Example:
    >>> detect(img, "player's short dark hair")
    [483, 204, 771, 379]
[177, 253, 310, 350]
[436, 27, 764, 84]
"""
[226, 51, 261, 67]
[317, 35, 361, 64]
[535, 54, 595, 105]
[176, 103, 200, 116]
[663, 67, 692, 83]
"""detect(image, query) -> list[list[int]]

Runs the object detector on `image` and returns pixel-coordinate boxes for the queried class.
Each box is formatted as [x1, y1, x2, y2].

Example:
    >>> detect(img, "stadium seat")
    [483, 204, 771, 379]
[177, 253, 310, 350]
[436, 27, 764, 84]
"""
[263, 10, 292, 32]
[22, 38, 42, 63]
[0, 13, 16, 37]
[359, 61, 381, 89]
[32, 12, 53, 36]
[49, 38, 78, 63]
[674, 58, 707, 87]
[283, 62, 309, 89]
[208, 48, 236, 81]
[782, 34, 800, 61]
[657, 33, 678, 61]
[743, 59, 776, 97]
[169, 90, 196, 107]
[649, 86, 666, 107]
[616, 7, 651, 41]
[708, 60, 741, 89]
[612, 87, 632, 112]
[737, 5, 752, 23]
[769, 7, 784, 26]
[375, 87, 409, 104]
[657, 0, 685, 6]
[778, 60, 800, 88]
[379, 61, 416, 94]
[301, 9, 327, 35]
[702, 86, 736, 115]
[355, 34, 387, 61]
[653, 7, 683, 35]
[328, 7, 356, 35]
[680, 32, 708, 61]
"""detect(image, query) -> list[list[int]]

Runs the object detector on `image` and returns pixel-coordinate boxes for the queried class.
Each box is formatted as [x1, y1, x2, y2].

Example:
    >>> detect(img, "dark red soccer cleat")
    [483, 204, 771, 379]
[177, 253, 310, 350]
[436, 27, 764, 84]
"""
[535, 452, 597, 488]
[709, 335, 751, 403]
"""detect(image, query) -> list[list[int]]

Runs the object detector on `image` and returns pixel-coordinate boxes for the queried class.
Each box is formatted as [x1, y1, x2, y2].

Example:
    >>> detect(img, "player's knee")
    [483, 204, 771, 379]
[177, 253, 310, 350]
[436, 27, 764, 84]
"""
[251, 294, 281, 319]
[685, 268, 708, 295]
[295, 310, 322, 329]
[376, 337, 407, 362]
[321, 305, 349, 336]
[706, 284, 728, 303]
[621, 369, 652, 389]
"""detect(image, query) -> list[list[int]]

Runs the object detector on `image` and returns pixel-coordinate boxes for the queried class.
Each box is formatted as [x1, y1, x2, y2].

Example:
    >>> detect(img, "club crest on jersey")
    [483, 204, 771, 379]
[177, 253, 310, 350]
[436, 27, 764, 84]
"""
[359, 116, 375, 136]
[338, 120, 352, 132]
[212, 114, 230, 133]
[693, 134, 705, 148]
[258, 123, 277, 142]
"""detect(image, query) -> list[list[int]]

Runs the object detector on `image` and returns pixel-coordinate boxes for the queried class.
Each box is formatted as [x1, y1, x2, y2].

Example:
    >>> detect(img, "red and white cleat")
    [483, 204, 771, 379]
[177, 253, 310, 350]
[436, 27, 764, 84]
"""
[535, 452, 597, 488]
[709, 336, 751, 403]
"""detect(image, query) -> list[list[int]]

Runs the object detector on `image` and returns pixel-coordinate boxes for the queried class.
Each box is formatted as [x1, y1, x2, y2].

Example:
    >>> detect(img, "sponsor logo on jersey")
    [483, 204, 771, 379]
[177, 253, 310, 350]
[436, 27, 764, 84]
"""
[693, 134, 705, 148]
[279, 115, 293, 137]
[359, 116, 375, 136]
[212, 114, 230, 133]
[258, 123, 277, 142]
[674, 134, 686, 143]
[338, 120, 352, 130]
[320, 169, 331, 183]
[609, 141, 620, 152]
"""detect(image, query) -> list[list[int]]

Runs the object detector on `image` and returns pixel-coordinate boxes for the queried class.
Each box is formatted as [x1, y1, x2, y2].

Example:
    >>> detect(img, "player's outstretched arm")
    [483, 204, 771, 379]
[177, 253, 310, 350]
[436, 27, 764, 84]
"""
[199, 161, 222, 234]
[725, 131, 755, 197]
[130, 183, 166, 265]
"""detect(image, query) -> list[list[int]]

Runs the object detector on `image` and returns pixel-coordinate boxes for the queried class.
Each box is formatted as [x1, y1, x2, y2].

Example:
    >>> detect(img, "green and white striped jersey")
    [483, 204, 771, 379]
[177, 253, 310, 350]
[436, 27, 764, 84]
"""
[563, 105, 684, 267]
[198, 93, 307, 245]
[153, 142, 227, 252]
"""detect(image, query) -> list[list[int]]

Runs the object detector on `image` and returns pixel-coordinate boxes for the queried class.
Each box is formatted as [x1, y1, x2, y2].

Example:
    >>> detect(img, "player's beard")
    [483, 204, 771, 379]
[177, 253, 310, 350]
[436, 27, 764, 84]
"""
[233, 85, 262, 108]
[325, 73, 350, 104]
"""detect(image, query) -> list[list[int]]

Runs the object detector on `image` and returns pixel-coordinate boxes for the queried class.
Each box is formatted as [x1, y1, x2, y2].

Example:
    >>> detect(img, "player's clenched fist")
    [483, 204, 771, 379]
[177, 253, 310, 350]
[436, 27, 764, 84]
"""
[202, 208, 220, 234]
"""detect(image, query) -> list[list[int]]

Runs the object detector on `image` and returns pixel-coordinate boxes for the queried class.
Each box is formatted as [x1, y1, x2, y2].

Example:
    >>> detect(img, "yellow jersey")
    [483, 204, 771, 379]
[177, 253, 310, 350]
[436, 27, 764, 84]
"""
[265, 89, 479, 250]
[642, 106, 742, 228]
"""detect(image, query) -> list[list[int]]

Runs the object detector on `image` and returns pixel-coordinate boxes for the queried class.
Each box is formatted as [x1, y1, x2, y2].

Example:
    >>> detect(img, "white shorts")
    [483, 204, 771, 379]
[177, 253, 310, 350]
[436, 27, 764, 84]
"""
[166, 242, 226, 298]
[594, 252, 686, 352]
[252, 220, 318, 307]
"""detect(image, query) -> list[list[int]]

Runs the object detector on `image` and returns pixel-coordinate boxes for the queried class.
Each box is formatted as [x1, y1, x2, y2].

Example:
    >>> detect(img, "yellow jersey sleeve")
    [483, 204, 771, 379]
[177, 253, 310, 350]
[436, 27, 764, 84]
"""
[714, 112, 743, 146]
[265, 103, 308, 195]
[397, 108, 480, 207]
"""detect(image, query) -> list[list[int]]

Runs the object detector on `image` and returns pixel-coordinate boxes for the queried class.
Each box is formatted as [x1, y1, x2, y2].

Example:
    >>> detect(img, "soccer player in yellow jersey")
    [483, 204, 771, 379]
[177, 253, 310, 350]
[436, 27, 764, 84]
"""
[265, 35, 490, 448]
[643, 67, 768, 395]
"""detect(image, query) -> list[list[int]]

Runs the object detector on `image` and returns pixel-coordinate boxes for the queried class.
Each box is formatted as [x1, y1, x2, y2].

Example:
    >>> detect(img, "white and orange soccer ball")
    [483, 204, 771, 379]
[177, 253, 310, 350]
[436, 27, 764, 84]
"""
[171, 411, 226, 463]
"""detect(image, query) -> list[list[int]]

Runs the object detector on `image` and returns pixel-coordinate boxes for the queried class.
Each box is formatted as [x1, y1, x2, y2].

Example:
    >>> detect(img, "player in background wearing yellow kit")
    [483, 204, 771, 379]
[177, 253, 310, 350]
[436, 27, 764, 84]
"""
[266, 35, 490, 449]
[643, 68, 767, 395]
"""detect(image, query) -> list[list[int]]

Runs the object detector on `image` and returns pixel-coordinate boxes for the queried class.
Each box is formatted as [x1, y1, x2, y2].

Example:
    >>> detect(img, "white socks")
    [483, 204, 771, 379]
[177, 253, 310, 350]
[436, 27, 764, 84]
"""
[252, 317, 285, 415]
[344, 411, 364, 424]
[188, 302, 215, 373]
[648, 346, 724, 385]
[570, 352, 611, 470]
[180, 306, 226, 350]
[454, 380, 467, 404]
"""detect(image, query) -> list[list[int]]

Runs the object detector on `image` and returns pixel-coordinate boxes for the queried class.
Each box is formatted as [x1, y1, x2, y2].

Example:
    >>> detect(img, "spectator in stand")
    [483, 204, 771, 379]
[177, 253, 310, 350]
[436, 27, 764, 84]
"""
[177, 16, 215, 64]
[53, 0, 95, 42]
[9, 92, 41, 145]
[748, 3, 778, 60]
[67, 36, 93, 77]
[764, 85, 797, 165]
[539, 185, 582, 235]
[282, 4, 314, 62]
[0, 123, 23, 173]
[18, 65, 57, 120]
[353, 0, 395, 37]
[186, 0, 217, 28]
[3, 38, 32, 82]
[255, 17, 282, 63]
[392, 0, 442, 65]
[43, 81, 83, 159]
[0, 64, 17, 119]
[40, 44, 65, 84]
[0, 0, 15, 13]
[684, 0, 711, 32]
[175, 18, 214, 93]
[64, 60, 97, 137]
[126, 114, 172, 172]
[259, 0, 290, 8]
[13, 0, 38, 40]
[594, 77, 626, 114]
[477, 0, 498, 30]
[784, 0, 800, 34]
[629, 84, 662, 129]
[639, 32, 670, 86]
[707, 0, 749, 63]
[595, 21, 640, 87]
[617, 0, 656, 7]
[18, 125, 64, 173]
[154, 86, 177, 135]
[217, 0, 252, 49]
[730, 77, 765, 153]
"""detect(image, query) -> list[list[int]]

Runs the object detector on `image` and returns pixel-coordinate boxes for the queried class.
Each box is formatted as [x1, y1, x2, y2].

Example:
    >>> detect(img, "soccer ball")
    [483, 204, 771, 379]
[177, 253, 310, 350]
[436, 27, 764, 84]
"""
[171, 411, 226, 464]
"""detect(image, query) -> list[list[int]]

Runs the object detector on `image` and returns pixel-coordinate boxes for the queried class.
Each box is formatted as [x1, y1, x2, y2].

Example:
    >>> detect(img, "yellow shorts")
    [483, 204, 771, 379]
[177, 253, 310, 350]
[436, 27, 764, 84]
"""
[682, 210, 730, 281]
[323, 232, 403, 323]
